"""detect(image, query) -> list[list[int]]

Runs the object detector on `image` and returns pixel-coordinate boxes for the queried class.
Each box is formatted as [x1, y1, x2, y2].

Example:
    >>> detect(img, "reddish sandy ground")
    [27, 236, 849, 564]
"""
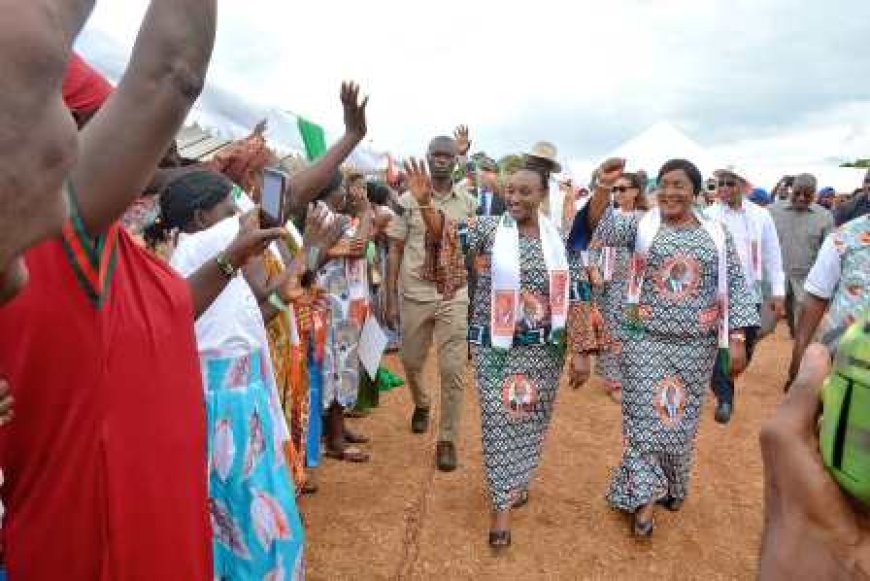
[301, 325, 793, 580]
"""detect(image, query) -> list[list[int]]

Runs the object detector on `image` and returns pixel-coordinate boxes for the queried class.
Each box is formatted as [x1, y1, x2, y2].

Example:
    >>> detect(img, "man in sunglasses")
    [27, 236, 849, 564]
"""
[770, 173, 834, 339]
[833, 168, 870, 226]
[704, 167, 785, 423]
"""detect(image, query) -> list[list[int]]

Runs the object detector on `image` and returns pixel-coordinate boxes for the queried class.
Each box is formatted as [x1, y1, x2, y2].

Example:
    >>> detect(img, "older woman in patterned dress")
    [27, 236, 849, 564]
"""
[579, 158, 758, 537]
[404, 156, 605, 549]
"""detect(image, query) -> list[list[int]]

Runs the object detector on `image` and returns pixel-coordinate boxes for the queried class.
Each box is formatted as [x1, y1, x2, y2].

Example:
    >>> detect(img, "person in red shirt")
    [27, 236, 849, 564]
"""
[0, 2, 226, 578]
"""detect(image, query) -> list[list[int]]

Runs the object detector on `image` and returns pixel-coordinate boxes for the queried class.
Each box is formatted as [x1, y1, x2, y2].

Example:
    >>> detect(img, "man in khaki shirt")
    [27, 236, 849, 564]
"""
[385, 136, 476, 471]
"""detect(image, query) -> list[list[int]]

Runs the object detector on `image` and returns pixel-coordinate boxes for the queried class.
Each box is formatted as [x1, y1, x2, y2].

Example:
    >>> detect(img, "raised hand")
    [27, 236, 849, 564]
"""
[596, 158, 626, 188]
[303, 202, 344, 254]
[224, 209, 285, 267]
[403, 158, 433, 207]
[341, 81, 369, 140]
[454, 125, 472, 156]
[253, 118, 268, 136]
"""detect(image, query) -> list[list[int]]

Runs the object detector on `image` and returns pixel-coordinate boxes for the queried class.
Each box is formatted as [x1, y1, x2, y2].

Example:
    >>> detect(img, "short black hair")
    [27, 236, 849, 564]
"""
[366, 181, 390, 205]
[518, 160, 549, 190]
[657, 159, 703, 195]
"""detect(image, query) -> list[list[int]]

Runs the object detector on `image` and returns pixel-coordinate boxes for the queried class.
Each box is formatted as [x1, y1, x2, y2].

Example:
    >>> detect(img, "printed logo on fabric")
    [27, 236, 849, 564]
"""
[654, 376, 687, 427]
[550, 270, 568, 317]
[492, 290, 517, 336]
[501, 374, 538, 420]
[654, 254, 701, 301]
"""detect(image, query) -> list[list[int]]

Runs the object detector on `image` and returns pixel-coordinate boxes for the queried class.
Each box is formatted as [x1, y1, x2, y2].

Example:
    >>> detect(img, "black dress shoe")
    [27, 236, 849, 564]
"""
[714, 401, 733, 424]
[411, 407, 430, 434]
[436, 441, 457, 472]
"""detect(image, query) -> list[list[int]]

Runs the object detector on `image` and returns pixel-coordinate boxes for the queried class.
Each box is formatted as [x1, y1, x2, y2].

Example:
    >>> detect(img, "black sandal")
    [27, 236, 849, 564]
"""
[488, 529, 512, 549]
[656, 496, 683, 512]
[512, 490, 529, 509]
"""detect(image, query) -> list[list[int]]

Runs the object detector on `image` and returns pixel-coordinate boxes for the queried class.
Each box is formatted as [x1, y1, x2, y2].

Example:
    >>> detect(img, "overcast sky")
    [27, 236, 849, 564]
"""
[77, 0, 870, 174]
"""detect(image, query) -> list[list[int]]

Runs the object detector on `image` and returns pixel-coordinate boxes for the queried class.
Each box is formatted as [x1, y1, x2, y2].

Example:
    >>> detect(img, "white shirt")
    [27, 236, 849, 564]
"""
[705, 199, 786, 303]
[804, 234, 840, 299]
[170, 215, 289, 440]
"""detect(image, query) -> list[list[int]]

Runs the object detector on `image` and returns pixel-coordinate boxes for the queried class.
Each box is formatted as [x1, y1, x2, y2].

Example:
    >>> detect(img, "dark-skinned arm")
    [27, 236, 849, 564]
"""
[187, 259, 239, 320]
[786, 293, 829, 389]
[286, 83, 368, 216]
[71, 0, 216, 237]
[586, 158, 625, 232]
[185, 214, 286, 319]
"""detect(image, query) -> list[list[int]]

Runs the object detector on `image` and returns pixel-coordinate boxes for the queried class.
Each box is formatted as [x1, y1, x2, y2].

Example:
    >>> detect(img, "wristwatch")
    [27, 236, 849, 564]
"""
[215, 252, 238, 279]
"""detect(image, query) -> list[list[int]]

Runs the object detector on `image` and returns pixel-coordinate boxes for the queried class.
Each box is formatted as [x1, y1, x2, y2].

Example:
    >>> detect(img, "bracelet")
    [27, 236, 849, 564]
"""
[214, 252, 238, 279]
[729, 332, 746, 342]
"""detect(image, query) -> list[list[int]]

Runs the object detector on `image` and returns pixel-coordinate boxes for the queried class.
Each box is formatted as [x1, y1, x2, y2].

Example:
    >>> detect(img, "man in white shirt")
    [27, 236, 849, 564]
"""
[705, 167, 786, 423]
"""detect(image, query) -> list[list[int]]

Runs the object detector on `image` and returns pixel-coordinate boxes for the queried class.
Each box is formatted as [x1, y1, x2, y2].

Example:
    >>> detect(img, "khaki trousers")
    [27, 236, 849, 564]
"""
[399, 295, 468, 444]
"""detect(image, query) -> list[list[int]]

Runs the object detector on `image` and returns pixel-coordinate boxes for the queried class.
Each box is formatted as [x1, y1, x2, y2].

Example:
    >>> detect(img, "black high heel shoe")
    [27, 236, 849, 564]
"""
[488, 529, 512, 549]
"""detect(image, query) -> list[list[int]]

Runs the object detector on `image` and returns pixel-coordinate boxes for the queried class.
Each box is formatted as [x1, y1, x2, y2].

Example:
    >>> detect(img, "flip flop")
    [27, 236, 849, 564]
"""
[324, 446, 370, 463]
[343, 429, 370, 445]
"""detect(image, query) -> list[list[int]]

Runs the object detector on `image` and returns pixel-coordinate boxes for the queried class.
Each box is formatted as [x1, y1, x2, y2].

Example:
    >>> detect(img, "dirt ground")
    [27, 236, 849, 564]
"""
[300, 325, 793, 580]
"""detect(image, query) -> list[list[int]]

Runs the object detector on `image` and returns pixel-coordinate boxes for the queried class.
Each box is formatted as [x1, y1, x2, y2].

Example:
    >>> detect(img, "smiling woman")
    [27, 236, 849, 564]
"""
[401, 154, 607, 549]
[577, 157, 758, 539]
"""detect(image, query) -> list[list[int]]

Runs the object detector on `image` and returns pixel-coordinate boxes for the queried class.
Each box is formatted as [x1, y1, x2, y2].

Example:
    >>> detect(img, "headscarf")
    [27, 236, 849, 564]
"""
[209, 130, 273, 197]
[62, 53, 113, 114]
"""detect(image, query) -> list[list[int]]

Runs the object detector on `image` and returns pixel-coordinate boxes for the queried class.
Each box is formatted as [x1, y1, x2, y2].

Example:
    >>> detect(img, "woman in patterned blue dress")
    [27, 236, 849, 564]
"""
[580, 158, 758, 537]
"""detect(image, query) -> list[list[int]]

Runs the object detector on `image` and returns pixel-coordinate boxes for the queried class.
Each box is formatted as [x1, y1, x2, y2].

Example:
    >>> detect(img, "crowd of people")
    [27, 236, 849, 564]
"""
[0, 1, 869, 579]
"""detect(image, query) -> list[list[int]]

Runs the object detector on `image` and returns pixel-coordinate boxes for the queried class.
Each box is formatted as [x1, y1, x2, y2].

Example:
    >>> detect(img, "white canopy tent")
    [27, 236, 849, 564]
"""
[605, 121, 717, 178]
[74, 29, 388, 173]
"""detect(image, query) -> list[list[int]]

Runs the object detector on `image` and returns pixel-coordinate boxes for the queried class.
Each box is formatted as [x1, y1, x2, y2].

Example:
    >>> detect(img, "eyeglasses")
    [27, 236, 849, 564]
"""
[717, 179, 737, 188]
[611, 186, 634, 194]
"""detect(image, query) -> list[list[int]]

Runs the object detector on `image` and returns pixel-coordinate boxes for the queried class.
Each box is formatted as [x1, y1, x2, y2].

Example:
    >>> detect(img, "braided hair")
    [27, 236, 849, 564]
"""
[143, 169, 233, 247]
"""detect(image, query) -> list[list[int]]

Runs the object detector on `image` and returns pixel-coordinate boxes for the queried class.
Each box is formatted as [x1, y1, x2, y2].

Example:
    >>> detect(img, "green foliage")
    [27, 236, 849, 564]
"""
[498, 154, 524, 175]
[840, 158, 870, 168]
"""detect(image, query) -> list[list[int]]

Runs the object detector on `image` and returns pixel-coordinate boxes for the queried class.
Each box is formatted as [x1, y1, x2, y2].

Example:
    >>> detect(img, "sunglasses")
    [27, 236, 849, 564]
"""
[706, 183, 717, 192]
[717, 179, 737, 188]
[611, 185, 635, 193]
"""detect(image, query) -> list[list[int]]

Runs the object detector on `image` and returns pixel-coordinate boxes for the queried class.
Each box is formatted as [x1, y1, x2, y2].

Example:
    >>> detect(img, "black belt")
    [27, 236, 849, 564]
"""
[468, 324, 552, 347]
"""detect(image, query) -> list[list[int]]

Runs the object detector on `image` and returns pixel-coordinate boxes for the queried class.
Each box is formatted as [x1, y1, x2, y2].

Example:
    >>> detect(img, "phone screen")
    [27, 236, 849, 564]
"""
[261, 169, 285, 225]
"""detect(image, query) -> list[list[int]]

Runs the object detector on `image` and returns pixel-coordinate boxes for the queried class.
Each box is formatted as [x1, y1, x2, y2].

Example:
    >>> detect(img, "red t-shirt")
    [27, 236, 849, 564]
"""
[0, 216, 211, 579]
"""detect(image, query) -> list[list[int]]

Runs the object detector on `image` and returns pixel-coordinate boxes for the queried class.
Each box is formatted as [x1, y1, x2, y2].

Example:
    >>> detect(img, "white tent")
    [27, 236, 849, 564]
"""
[74, 29, 388, 172]
[605, 121, 717, 177]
